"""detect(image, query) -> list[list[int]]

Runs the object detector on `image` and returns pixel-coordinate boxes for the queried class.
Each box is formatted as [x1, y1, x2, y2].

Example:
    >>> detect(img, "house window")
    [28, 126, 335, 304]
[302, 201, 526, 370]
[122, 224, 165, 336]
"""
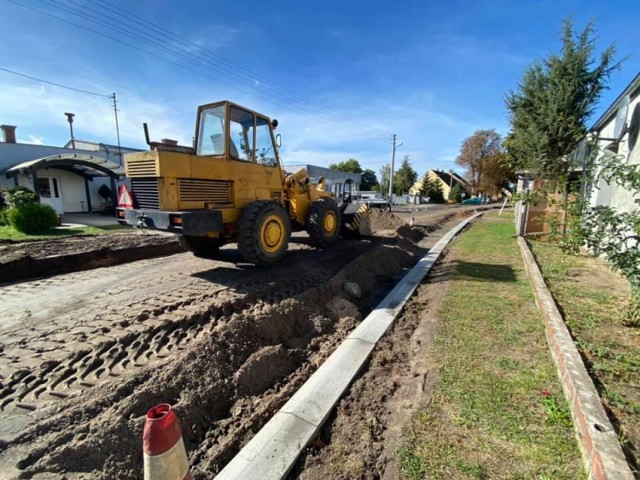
[36, 178, 51, 198]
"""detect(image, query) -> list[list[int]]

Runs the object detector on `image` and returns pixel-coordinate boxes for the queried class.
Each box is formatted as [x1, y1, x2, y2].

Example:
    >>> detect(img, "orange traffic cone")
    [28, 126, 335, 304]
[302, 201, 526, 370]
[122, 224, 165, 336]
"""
[143, 404, 192, 480]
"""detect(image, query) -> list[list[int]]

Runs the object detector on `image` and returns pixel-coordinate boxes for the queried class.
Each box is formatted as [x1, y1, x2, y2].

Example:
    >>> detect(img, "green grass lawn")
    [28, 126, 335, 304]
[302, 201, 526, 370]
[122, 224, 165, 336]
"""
[0, 223, 130, 241]
[398, 212, 584, 480]
[528, 239, 640, 473]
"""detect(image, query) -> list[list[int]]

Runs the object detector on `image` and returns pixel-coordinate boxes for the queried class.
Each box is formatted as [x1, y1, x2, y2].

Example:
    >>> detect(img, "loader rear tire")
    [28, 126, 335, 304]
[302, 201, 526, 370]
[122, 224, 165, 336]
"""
[238, 201, 291, 266]
[178, 235, 223, 259]
[307, 198, 341, 246]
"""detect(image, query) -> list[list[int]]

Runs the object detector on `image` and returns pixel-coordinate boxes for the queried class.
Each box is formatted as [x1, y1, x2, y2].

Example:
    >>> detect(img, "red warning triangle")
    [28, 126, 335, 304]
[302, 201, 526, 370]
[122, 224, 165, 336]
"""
[118, 185, 134, 209]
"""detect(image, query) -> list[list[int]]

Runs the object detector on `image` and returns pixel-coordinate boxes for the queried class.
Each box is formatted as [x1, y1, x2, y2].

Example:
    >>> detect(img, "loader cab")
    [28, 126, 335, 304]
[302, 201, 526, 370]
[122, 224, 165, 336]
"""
[195, 101, 279, 167]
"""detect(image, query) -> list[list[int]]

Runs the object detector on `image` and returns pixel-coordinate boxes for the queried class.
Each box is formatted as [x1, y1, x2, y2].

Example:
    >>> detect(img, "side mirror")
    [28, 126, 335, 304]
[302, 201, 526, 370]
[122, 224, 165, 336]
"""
[276, 134, 282, 148]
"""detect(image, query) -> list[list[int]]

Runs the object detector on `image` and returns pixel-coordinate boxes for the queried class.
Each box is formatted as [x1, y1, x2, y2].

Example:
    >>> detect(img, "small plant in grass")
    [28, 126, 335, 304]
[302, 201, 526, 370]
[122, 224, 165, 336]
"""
[397, 446, 426, 480]
[455, 460, 487, 479]
[7, 203, 58, 233]
[540, 390, 573, 427]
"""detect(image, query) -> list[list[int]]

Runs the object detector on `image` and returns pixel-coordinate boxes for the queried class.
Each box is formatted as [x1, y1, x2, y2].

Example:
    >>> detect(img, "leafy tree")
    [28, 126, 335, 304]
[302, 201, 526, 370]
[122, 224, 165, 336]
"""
[418, 174, 445, 203]
[478, 152, 515, 197]
[379, 163, 391, 193]
[360, 169, 378, 191]
[329, 158, 363, 174]
[393, 155, 417, 195]
[449, 183, 466, 203]
[456, 130, 502, 194]
[504, 18, 619, 178]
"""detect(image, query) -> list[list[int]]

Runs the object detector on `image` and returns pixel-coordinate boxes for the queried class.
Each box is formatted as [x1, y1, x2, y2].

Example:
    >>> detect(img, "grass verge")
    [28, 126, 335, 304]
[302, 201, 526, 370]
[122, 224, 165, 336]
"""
[398, 212, 584, 479]
[0, 224, 129, 241]
[528, 238, 640, 473]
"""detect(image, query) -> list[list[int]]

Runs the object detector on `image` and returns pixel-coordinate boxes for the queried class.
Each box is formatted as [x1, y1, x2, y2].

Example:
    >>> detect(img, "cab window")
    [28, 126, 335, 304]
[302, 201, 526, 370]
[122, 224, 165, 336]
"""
[255, 117, 277, 167]
[197, 105, 226, 156]
[229, 106, 254, 161]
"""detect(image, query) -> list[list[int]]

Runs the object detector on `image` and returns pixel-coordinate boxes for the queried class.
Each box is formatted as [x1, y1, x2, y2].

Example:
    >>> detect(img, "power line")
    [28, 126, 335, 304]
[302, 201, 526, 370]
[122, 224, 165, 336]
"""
[90, 0, 389, 136]
[9, 0, 387, 137]
[65, 0, 382, 134]
[0, 66, 108, 98]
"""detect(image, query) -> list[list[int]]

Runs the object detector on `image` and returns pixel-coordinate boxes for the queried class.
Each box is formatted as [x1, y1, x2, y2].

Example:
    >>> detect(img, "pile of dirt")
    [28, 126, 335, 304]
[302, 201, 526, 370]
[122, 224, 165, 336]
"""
[368, 209, 406, 232]
[0, 222, 428, 479]
[0, 231, 175, 265]
[0, 232, 181, 284]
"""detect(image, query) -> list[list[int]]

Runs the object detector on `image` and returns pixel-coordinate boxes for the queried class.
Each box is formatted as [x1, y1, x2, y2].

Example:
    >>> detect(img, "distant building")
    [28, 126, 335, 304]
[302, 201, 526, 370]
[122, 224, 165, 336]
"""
[284, 164, 361, 197]
[409, 169, 469, 201]
[0, 124, 142, 214]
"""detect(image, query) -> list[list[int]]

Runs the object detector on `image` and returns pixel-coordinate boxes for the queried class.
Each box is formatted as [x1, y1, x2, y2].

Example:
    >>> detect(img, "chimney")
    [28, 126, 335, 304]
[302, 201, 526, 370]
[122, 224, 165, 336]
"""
[1, 125, 17, 144]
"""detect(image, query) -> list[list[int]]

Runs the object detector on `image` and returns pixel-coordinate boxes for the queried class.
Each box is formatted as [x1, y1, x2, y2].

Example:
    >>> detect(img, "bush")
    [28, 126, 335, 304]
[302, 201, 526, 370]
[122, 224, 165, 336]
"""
[6, 186, 38, 208]
[7, 203, 58, 233]
[0, 188, 8, 210]
[0, 209, 8, 226]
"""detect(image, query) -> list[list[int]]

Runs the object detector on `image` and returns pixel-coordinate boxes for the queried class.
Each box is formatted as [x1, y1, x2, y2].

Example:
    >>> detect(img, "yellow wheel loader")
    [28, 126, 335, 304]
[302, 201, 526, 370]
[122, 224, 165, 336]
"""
[117, 100, 370, 266]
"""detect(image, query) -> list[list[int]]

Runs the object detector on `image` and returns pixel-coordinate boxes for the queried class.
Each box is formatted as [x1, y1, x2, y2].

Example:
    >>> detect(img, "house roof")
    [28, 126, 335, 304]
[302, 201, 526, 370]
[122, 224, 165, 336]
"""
[590, 72, 640, 132]
[1, 150, 123, 178]
[430, 169, 469, 186]
[0, 143, 94, 172]
[63, 139, 143, 153]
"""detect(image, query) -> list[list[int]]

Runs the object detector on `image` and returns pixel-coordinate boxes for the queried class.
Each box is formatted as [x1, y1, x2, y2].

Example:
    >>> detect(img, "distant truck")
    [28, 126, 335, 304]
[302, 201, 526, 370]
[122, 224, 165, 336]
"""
[354, 191, 391, 209]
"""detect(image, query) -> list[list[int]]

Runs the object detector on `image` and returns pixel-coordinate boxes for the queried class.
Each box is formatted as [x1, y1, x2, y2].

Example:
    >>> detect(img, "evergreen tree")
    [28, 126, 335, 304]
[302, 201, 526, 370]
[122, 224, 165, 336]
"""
[393, 156, 418, 194]
[505, 18, 619, 178]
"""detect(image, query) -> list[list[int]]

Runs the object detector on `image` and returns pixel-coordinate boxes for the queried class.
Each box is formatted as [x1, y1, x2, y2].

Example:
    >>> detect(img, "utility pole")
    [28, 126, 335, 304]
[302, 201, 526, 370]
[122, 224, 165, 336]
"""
[109, 93, 123, 166]
[388, 134, 403, 207]
[388, 134, 396, 201]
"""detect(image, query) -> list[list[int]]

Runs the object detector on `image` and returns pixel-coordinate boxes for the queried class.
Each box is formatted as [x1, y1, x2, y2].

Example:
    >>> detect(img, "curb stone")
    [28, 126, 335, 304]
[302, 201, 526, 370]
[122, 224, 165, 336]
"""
[518, 237, 634, 480]
[215, 212, 483, 480]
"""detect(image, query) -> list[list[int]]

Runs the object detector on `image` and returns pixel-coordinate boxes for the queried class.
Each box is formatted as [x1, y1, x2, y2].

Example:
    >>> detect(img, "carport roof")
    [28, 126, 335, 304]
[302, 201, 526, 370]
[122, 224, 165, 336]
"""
[3, 153, 124, 178]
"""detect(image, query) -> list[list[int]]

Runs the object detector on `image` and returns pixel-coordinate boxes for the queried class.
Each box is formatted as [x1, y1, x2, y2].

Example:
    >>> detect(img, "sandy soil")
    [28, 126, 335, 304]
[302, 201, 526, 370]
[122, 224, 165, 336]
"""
[0, 231, 176, 266]
[290, 240, 459, 480]
[0, 206, 474, 478]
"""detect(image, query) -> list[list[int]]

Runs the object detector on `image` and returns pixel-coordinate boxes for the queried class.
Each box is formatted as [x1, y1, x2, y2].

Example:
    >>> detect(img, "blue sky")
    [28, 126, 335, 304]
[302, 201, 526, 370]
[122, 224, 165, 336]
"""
[1, 0, 638, 179]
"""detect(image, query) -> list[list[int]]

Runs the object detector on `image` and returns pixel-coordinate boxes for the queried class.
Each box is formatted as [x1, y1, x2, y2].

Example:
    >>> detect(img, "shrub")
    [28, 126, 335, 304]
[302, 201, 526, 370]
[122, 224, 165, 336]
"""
[7, 203, 58, 233]
[0, 209, 8, 226]
[0, 188, 8, 210]
[6, 186, 38, 208]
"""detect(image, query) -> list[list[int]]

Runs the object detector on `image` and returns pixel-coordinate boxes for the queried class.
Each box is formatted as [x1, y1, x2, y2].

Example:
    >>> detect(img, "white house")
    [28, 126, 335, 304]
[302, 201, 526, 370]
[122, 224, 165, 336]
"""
[588, 72, 640, 213]
[0, 125, 141, 214]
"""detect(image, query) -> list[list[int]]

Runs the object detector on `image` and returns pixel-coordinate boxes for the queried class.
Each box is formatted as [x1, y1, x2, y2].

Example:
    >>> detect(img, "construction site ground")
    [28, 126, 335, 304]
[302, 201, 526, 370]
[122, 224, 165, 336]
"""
[0, 204, 492, 479]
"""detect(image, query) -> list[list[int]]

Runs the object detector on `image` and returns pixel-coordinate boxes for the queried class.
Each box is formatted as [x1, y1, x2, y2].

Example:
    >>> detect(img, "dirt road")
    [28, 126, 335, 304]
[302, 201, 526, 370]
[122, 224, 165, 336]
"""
[0, 206, 489, 479]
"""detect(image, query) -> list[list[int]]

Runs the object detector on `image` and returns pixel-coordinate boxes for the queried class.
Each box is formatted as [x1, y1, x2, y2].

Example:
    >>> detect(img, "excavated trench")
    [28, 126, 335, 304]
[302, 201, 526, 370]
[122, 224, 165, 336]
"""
[0, 211, 467, 479]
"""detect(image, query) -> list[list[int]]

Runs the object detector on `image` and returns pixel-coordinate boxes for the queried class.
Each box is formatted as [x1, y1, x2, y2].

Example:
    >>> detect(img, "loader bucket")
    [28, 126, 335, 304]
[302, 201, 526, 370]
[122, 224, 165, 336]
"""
[341, 203, 372, 237]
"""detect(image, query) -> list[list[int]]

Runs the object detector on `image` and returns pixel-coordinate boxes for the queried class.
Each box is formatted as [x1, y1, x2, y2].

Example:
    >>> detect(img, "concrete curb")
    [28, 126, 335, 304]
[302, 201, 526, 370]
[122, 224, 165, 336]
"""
[215, 212, 482, 480]
[518, 237, 633, 480]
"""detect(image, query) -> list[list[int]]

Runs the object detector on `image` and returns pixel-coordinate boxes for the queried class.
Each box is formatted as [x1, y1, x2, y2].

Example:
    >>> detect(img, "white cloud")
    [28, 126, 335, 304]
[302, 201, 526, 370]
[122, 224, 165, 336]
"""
[0, 70, 502, 178]
[25, 134, 45, 145]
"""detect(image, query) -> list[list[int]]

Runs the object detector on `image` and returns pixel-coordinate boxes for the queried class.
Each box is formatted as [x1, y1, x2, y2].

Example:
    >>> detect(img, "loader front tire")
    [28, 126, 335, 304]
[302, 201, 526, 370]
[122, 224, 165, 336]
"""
[178, 235, 223, 259]
[238, 201, 291, 266]
[307, 198, 341, 246]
